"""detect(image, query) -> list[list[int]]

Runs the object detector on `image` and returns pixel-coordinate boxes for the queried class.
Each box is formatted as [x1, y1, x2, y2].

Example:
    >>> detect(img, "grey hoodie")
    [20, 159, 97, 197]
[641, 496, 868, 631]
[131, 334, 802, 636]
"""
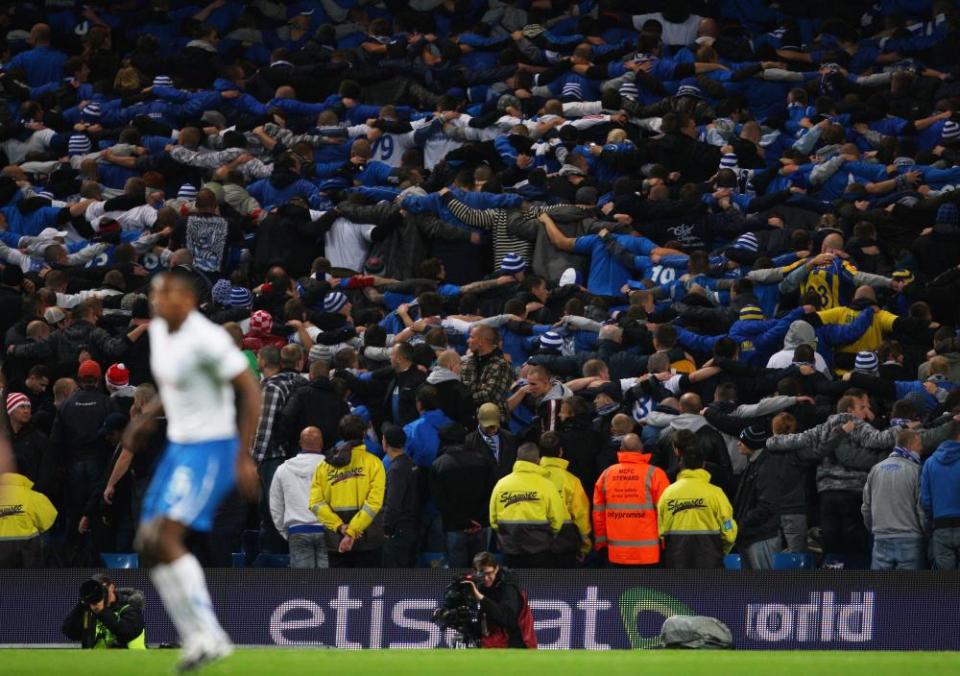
[426, 367, 460, 385]
[269, 451, 327, 537]
[541, 381, 573, 403]
[861, 449, 925, 538]
[783, 321, 817, 350]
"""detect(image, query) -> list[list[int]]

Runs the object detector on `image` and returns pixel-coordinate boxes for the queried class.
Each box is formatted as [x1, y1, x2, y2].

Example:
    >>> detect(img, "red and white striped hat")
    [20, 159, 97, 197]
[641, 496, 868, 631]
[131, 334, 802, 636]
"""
[6, 392, 30, 414]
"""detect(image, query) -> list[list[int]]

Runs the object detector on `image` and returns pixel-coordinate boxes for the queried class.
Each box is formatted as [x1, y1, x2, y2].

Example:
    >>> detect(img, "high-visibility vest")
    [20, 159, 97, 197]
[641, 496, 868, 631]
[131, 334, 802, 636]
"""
[90, 604, 146, 650]
[593, 452, 670, 565]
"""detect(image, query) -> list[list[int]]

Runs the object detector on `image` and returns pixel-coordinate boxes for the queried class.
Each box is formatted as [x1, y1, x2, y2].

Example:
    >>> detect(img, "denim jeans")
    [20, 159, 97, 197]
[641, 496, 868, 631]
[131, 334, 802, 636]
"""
[446, 529, 490, 569]
[418, 513, 445, 554]
[780, 514, 807, 553]
[742, 535, 781, 570]
[932, 527, 960, 570]
[289, 533, 329, 568]
[871, 536, 926, 570]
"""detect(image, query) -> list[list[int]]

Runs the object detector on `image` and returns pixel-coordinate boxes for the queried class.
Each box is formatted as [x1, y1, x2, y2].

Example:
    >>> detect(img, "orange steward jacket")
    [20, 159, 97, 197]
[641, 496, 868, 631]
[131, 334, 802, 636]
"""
[593, 451, 670, 565]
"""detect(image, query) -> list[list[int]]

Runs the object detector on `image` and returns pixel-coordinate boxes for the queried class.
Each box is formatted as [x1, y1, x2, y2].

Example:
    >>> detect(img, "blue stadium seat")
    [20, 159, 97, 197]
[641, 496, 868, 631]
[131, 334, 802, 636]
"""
[102, 553, 139, 569]
[773, 552, 815, 570]
[420, 551, 447, 568]
[253, 553, 289, 568]
[723, 554, 742, 570]
[231, 552, 246, 568]
[241, 529, 260, 567]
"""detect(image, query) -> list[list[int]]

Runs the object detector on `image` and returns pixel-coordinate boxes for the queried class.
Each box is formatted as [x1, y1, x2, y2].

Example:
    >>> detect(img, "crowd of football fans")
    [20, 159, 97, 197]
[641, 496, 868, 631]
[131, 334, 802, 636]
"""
[2, 0, 960, 571]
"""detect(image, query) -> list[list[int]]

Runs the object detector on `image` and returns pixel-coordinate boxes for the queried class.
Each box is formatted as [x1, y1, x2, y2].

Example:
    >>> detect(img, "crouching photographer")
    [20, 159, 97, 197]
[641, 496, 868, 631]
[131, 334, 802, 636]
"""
[62, 574, 146, 649]
[435, 552, 536, 649]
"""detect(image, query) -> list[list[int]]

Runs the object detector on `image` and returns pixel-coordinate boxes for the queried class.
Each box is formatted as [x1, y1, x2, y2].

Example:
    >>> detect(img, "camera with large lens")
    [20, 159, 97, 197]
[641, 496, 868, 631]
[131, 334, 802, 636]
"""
[431, 573, 484, 647]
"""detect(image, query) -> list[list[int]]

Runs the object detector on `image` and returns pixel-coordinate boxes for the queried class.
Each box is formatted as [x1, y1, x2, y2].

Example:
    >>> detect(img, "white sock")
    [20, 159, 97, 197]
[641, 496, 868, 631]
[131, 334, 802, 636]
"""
[151, 562, 202, 646]
[169, 554, 230, 645]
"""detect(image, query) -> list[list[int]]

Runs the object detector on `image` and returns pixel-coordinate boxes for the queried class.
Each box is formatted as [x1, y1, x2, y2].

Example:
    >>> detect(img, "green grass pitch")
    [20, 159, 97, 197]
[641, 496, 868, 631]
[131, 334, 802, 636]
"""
[3, 649, 960, 675]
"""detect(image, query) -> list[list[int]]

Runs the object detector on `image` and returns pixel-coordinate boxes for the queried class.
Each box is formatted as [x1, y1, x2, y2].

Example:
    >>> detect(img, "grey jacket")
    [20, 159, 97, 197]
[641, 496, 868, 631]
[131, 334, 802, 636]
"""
[861, 450, 925, 538]
[766, 413, 952, 493]
[507, 206, 594, 281]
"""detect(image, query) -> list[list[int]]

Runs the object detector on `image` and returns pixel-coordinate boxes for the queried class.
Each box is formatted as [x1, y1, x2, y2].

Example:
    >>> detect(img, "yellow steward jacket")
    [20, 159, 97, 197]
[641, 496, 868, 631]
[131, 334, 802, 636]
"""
[0, 473, 56, 540]
[309, 443, 385, 548]
[657, 468, 737, 552]
[540, 456, 592, 556]
[489, 460, 568, 556]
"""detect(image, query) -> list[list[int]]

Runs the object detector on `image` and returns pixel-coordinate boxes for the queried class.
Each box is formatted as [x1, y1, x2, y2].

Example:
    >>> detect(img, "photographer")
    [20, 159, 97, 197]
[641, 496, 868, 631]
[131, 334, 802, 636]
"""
[462, 552, 537, 649]
[62, 574, 146, 649]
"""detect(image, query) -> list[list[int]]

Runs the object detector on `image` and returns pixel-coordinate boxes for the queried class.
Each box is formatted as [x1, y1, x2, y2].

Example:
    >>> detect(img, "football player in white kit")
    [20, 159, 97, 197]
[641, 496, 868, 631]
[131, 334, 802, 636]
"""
[124, 270, 261, 671]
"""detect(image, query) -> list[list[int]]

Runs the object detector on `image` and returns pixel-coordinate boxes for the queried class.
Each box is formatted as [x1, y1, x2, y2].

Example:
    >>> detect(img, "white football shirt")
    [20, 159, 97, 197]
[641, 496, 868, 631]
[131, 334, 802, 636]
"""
[149, 310, 249, 443]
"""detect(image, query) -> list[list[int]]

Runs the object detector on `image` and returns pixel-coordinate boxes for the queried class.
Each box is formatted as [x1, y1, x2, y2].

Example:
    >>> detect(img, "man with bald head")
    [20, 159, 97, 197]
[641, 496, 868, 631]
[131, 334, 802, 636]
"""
[784, 230, 894, 311]
[427, 349, 475, 426]
[8, 23, 67, 87]
[640, 392, 734, 486]
[461, 325, 514, 423]
[593, 432, 671, 567]
[270, 426, 329, 568]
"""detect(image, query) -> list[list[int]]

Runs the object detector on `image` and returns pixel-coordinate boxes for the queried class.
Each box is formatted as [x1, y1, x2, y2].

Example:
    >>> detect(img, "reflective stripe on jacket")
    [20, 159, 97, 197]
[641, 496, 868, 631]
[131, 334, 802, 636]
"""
[0, 473, 57, 540]
[489, 460, 568, 555]
[657, 468, 737, 568]
[308, 443, 385, 551]
[593, 452, 670, 565]
[540, 456, 592, 556]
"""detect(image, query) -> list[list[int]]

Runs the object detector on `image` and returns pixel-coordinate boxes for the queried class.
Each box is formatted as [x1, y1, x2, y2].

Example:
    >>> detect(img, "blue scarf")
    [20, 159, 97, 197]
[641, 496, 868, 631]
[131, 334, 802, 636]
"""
[890, 446, 921, 466]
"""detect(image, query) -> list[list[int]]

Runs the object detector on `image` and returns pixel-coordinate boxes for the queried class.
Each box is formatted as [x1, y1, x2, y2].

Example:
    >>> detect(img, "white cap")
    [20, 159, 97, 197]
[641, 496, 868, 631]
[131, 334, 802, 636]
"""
[38, 228, 68, 239]
[559, 267, 577, 287]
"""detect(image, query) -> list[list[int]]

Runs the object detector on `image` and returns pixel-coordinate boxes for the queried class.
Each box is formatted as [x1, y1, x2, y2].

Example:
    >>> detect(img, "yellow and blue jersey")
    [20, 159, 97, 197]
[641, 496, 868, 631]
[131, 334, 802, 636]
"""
[801, 257, 860, 310]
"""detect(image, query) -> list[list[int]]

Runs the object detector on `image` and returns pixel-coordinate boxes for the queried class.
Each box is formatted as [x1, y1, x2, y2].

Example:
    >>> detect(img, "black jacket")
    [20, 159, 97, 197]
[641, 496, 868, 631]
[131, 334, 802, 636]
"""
[556, 412, 603, 494]
[655, 424, 733, 489]
[479, 568, 526, 649]
[343, 365, 426, 428]
[383, 453, 419, 537]
[280, 377, 350, 452]
[429, 376, 476, 428]
[464, 427, 517, 479]
[733, 450, 782, 546]
[10, 422, 48, 488]
[0, 284, 22, 346]
[253, 204, 331, 279]
[11, 319, 129, 380]
[61, 588, 145, 648]
[50, 387, 112, 462]
[431, 428, 499, 531]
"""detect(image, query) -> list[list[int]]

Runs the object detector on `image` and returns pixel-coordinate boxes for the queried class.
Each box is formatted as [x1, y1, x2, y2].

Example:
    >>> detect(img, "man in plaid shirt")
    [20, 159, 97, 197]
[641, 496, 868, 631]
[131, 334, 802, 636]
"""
[253, 344, 306, 552]
[461, 325, 514, 425]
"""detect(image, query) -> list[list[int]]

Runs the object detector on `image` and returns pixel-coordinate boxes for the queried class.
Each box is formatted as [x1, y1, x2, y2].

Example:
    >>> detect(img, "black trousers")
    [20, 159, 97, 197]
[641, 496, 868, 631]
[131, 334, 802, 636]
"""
[329, 548, 383, 568]
[820, 490, 869, 557]
[382, 531, 418, 568]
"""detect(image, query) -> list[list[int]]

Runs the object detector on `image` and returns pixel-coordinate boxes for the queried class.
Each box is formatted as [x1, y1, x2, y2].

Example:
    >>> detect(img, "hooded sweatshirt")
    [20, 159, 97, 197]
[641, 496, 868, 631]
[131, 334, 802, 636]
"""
[426, 367, 458, 385]
[270, 451, 327, 537]
[766, 320, 830, 375]
[921, 439, 960, 527]
[537, 381, 573, 433]
[862, 447, 925, 538]
[403, 409, 454, 468]
[309, 440, 385, 550]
